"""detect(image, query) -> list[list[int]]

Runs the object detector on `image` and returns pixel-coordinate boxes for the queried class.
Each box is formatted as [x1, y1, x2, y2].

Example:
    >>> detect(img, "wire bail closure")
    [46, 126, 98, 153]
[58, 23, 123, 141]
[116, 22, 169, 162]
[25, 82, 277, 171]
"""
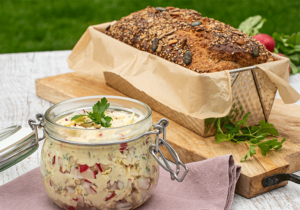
[149, 119, 189, 182]
[28, 113, 45, 143]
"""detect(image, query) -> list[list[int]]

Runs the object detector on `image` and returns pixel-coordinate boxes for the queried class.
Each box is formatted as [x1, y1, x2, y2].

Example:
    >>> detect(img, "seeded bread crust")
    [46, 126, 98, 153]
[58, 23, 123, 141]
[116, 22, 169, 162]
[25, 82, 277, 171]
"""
[105, 6, 277, 73]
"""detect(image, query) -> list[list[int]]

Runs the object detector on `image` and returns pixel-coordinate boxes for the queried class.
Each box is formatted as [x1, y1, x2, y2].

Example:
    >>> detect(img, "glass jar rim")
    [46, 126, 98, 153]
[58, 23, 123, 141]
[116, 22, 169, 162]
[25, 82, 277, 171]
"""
[45, 95, 152, 131]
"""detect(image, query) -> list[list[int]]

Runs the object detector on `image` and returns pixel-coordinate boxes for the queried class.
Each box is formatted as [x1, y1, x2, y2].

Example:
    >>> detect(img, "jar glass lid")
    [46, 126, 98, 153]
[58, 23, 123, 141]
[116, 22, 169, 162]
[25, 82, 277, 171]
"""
[0, 125, 38, 172]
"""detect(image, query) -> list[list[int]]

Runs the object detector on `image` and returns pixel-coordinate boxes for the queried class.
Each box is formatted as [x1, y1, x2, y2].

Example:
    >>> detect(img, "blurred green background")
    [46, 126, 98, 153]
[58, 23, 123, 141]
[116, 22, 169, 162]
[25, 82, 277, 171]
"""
[0, 0, 299, 54]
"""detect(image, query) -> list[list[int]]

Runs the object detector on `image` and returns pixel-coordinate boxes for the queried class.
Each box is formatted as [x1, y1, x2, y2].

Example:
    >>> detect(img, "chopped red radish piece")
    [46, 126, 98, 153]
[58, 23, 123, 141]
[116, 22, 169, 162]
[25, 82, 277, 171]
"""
[115, 201, 132, 209]
[52, 156, 56, 165]
[119, 143, 128, 154]
[58, 157, 63, 167]
[84, 182, 92, 194]
[101, 164, 110, 171]
[117, 181, 124, 189]
[71, 198, 77, 207]
[81, 168, 96, 179]
[71, 167, 83, 179]
[90, 186, 97, 194]
[84, 179, 91, 183]
[79, 164, 89, 173]
[93, 171, 98, 178]
[95, 163, 103, 172]
[48, 153, 50, 157]
[82, 109, 86, 113]
[77, 195, 84, 207]
[99, 133, 103, 137]
[66, 186, 75, 193]
[105, 192, 116, 201]
[65, 118, 68, 121]
[108, 181, 118, 191]
[137, 177, 150, 190]
[50, 180, 58, 190]
[69, 156, 74, 165]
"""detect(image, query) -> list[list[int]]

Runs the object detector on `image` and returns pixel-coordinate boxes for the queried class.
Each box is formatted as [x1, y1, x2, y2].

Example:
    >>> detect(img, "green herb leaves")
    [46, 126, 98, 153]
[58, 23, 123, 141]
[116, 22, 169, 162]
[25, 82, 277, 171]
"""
[273, 32, 300, 74]
[238, 15, 266, 36]
[215, 112, 285, 162]
[71, 97, 112, 128]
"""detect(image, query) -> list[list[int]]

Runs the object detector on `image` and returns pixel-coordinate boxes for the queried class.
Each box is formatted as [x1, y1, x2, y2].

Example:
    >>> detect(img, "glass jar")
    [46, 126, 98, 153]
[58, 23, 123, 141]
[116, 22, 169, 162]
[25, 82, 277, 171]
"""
[30, 96, 188, 210]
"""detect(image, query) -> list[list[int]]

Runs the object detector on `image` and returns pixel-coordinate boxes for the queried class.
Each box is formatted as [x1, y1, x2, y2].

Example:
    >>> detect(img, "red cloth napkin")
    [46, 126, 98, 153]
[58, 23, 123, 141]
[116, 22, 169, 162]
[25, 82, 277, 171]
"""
[0, 154, 241, 210]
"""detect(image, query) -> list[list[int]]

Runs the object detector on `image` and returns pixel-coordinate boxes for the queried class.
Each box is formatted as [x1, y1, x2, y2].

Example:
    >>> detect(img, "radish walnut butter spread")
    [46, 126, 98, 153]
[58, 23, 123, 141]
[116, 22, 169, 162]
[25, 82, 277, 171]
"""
[40, 98, 159, 210]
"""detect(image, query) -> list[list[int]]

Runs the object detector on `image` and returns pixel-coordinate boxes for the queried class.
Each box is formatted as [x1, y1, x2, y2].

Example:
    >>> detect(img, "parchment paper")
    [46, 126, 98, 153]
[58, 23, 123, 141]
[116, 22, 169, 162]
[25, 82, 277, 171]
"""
[68, 22, 300, 120]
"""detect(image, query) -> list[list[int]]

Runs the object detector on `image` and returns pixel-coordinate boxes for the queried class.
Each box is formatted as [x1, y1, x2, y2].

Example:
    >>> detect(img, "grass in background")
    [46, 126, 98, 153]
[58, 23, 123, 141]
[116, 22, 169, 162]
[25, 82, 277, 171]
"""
[0, 0, 299, 54]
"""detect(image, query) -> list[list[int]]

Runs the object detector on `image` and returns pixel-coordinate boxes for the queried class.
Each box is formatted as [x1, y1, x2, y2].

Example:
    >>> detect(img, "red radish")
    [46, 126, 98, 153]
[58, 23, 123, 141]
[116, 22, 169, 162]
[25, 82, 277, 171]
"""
[81, 168, 96, 179]
[84, 182, 92, 194]
[105, 192, 116, 201]
[66, 186, 75, 193]
[52, 156, 56, 165]
[115, 201, 132, 209]
[93, 171, 98, 178]
[90, 186, 97, 194]
[82, 109, 86, 113]
[65, 118, 68, 121]
[50, 180, 58, 190]
[71, 198, 78, 207]
[77, 195, 84, 207]
[119, 143, 128, 154]
[71, 167, 83, 179]
[137, 177, 151, 190]
[253, 33, 275, 52]
[95, 163, 103, 172]
[108, 181, 118, 191]
[58, 157, 63, 168]
[277, 53, 291, 74]
[117, 181, 124, 189]
[79, 164, 89, 173]
[84, 179, 91, 183]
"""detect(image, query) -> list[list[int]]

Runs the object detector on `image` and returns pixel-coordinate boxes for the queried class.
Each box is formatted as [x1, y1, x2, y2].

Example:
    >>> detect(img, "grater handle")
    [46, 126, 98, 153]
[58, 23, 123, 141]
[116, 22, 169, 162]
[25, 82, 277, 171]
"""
[262, 173, 300, 187]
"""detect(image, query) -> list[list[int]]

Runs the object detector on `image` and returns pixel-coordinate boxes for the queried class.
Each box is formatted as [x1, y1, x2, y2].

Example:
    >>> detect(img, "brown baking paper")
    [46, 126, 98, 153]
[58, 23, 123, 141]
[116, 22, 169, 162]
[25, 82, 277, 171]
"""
[68, 22, 300, 120]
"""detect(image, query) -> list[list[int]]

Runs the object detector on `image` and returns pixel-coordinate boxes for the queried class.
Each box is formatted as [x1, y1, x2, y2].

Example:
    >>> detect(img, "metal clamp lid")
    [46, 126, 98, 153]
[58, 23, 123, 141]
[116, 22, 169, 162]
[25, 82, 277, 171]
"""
[149, 119, 189, 182]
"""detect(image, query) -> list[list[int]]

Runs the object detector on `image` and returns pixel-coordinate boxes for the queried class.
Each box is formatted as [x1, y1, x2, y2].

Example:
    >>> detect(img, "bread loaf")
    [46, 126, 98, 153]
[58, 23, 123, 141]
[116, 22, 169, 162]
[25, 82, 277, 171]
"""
[105, 6, 277, 73]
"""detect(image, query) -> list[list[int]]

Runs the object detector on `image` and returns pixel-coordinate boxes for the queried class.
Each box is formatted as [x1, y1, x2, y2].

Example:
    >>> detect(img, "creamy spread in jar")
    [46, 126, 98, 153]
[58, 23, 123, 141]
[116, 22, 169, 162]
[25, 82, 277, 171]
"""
[57, 109, 143, 129]
[40, 103, 159, 210]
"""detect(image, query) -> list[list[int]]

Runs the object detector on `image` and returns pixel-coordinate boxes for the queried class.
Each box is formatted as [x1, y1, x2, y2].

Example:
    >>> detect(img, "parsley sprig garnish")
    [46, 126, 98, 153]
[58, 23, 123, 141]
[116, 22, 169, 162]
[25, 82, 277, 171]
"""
[215, 112, 286, 162]
[71, 97, 112, 128]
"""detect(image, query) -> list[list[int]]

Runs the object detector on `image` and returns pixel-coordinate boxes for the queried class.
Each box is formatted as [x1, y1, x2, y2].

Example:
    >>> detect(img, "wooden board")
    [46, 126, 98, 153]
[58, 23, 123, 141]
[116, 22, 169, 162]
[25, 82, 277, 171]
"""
[36, 72, 300, 199]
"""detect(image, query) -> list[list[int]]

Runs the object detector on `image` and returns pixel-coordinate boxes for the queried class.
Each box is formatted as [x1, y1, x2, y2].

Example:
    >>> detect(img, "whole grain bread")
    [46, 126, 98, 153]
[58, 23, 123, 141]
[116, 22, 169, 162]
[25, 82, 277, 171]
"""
[105, 6, 277, 73]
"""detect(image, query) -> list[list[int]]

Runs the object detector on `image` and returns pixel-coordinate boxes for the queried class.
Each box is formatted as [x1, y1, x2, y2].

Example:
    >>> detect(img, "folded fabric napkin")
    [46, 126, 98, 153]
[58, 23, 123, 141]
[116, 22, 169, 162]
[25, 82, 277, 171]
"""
[0, 154, 241, 210]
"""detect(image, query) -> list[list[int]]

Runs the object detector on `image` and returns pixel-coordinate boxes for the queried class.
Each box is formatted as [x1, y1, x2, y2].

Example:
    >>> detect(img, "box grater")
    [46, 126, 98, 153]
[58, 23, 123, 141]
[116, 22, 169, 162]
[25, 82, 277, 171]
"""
[104, 66, 277, 137]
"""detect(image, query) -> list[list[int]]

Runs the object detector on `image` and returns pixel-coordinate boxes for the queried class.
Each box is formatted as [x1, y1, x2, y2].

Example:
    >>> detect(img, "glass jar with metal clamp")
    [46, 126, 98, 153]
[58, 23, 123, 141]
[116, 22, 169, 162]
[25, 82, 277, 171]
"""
[0, 96, 188, 210]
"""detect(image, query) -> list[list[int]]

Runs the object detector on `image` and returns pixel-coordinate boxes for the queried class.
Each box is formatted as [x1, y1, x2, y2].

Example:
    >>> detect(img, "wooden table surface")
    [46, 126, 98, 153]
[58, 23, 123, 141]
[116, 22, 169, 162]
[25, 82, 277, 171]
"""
[1, 51, 300, 210]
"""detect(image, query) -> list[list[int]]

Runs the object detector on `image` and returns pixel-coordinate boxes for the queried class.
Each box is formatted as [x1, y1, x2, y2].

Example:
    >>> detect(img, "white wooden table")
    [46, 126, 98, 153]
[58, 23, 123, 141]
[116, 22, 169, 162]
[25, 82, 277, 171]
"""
[0, 51, 300, 210]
